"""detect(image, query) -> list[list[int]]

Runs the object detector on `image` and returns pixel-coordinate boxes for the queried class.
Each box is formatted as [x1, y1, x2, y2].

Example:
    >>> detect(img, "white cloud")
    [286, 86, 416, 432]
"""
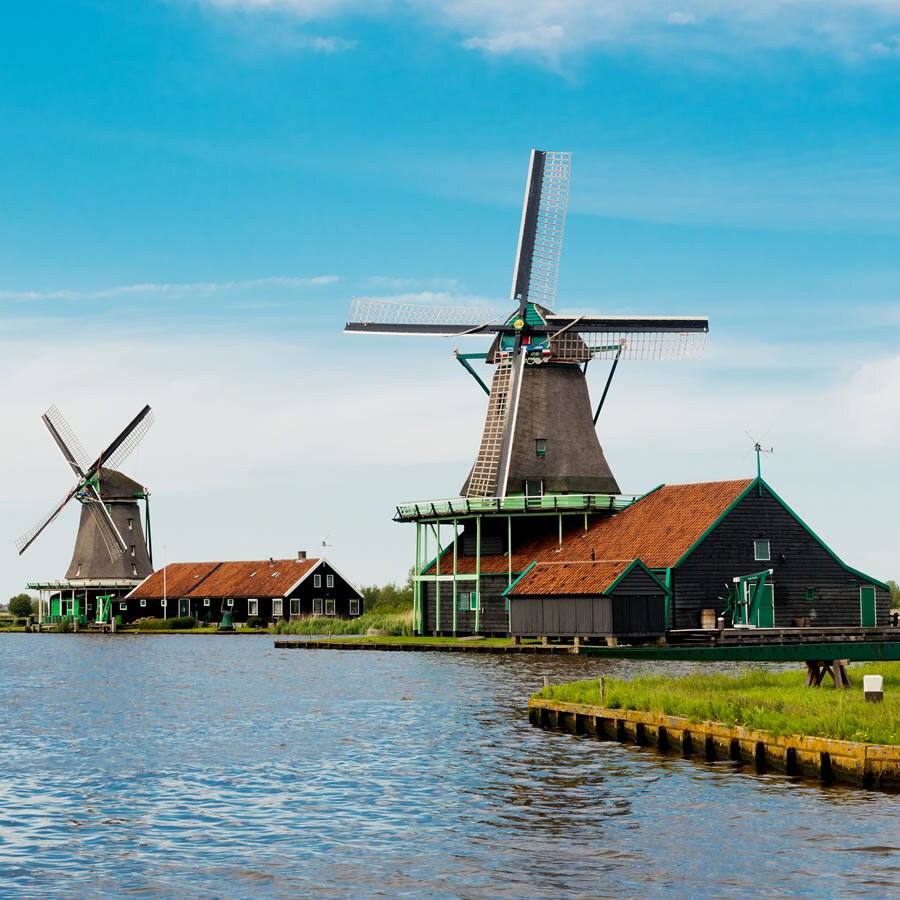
[192, 0, 900, 59]
[4, 322, 898, 601]
[0, 275, 338, 302]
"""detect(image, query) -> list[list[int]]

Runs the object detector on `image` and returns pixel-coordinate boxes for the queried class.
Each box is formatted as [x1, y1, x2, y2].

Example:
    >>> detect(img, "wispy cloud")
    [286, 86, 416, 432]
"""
[0, 275, 339, 302]
[192, 1, 900, 59]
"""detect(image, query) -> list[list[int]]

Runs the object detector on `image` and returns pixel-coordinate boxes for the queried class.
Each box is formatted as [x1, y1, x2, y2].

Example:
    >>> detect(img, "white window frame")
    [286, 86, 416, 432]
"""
[161, 598, 167, 608]
[226, 598, 234, 608]
[290, 598, 300, 616]
[203, 598, 211, 607]
[314, 574, 322, 588]
[273, 599, 283, 617]
[312, 598, 323, 615]
[349, 598, 360, 616]
[248, 599, 258, 617]
[140, 598, 147, 608]
[325, 598, 336, 616]
[326, 574, 334, 588]
[119, 602, 127, 610]
[754, 539, 771, 561]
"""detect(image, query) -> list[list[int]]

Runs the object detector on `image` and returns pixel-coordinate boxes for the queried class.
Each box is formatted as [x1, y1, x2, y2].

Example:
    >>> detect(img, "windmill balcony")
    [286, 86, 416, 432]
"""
[394, 492, 641, 523]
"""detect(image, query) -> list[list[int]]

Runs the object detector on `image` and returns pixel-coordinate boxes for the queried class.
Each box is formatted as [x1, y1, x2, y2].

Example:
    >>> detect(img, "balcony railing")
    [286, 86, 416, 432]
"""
[394, 492, 642, 521]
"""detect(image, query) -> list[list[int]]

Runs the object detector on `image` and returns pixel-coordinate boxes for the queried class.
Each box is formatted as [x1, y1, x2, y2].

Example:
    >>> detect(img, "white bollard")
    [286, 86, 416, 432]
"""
[864, 674, 884, 703]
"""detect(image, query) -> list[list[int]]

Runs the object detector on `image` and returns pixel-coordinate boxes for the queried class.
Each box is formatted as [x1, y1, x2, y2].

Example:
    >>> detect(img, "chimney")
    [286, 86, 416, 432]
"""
[298, 550, 307, 560]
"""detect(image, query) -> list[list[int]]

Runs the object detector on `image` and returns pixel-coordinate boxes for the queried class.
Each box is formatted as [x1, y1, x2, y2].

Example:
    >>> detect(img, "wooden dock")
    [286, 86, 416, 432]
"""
[274, 639, 574, 654]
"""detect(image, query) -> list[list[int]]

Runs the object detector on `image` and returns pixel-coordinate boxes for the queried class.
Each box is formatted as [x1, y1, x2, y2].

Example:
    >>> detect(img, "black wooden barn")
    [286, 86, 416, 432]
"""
[125, 555, 363, 625]
[416, 477, 889, 638]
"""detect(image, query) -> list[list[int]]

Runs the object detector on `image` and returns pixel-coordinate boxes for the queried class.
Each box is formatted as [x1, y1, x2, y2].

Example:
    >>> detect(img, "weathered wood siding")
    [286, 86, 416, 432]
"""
[510, 567, 666, 637]
[672, 486, 889, 629]
[422, 575, 512, 636]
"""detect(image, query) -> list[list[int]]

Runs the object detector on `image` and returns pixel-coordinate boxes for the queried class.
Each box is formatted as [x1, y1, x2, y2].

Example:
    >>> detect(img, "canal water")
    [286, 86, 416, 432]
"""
[1, 635, 898, 897]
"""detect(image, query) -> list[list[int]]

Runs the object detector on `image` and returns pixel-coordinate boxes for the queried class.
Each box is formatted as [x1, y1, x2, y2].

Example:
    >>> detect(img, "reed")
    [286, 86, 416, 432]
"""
[272, 608, 414, 637]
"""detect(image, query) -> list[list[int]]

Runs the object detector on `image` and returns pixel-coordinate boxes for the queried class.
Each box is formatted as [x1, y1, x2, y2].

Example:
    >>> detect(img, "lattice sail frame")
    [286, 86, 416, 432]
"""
[551, 329, 707, 362]
[348, 297, 497, 329]
[520, 151, 570, 309]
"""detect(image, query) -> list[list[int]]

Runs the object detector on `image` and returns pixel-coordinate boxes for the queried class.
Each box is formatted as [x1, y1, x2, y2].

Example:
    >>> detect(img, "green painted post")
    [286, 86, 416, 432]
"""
[434, 521, 441, 635]
[452, 518, 458, 635]
[665, 569, 672, 629]
[475, 515, 482, 634]
[507, 515, 513, 587]
[414, 522, 422, 635]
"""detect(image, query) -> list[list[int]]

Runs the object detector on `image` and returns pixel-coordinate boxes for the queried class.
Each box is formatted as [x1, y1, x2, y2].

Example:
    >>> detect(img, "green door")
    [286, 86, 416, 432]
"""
[755, 584, 775, 628]
[860, 586, 876, 627]
[179, 598, 190, 618]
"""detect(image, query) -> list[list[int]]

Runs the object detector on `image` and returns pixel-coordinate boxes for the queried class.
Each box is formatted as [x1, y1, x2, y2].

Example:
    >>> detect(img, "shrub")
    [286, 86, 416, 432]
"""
[55, 618, 72, 633]
[136, 616, 196, 631]
[244, 616, 265, 629]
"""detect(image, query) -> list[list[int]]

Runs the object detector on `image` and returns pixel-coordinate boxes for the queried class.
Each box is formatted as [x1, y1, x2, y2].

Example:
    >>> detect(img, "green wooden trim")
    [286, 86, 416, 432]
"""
[758, 479, 890, 591]
[502, 561, 538, 597]
[605, 559, 669, 595]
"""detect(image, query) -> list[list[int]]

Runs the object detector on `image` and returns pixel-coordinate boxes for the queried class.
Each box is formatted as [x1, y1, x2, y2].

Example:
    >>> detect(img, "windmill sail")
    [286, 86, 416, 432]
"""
[511, 150, 570, 310]
[345, 298, 498, 335]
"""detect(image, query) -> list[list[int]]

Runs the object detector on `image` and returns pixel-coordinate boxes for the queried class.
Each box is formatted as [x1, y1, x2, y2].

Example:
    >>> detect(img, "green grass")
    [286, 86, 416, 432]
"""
[272, 608, 415, 637]
[535, 662, 900, 745]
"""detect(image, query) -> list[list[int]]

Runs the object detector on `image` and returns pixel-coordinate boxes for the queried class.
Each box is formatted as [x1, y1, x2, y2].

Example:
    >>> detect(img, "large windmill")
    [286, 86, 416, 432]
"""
[17, 405, 155, 616]
[346, 150, 708, 501]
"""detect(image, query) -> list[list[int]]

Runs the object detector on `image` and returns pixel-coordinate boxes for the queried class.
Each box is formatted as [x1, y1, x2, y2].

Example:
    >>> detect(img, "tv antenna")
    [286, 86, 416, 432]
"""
[321, 536, 333, 549]
[745, 430, 774, 486]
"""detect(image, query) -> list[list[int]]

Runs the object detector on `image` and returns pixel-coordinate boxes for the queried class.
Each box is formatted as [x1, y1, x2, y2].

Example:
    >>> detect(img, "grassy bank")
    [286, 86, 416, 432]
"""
[536, 662, 900, 745]
[272, 607, 415, 637]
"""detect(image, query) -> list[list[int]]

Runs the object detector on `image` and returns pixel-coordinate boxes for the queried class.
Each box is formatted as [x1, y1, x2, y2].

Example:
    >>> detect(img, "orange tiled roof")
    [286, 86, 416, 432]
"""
[561, 479, 753, 568]
[128, 558, 320, 599]
[509, 560, 635, 596]
[423, 480, 753, 578]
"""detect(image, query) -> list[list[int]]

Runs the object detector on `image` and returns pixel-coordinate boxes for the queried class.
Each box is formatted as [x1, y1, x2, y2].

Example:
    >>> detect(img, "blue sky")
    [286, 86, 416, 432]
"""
[3, 0, 900, 599]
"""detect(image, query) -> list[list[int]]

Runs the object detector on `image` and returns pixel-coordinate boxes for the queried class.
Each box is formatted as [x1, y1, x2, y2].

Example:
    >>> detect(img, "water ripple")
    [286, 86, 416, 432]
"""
[0, 635, 897, 897]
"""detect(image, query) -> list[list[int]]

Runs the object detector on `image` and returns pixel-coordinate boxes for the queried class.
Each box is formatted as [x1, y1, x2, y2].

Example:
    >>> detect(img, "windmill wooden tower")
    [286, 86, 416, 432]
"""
[346, 150, 709, 635]
[16, 404, 155, 624]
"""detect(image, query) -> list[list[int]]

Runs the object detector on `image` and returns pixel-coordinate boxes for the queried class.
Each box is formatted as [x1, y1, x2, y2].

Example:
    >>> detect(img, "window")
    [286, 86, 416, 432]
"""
[273, 599, 283, 617]
[128, 518, 133, 531]
[805, 587, 816, 602]
[470, 592, 478, 611]
[457, 591, 470, 611]
[314, 574, 322, 588]
[753, 539, 770, 561]
[140, 599, 147, 608]
[130, 545, 136, 557]
[226, 599, 234, 608]
[326, 574, 334, 588]
[349, 598, 360, 616]
[248, 599, 258, 616]
[131, 564, 137, 576]
[161, 599, 167, 608]
[119, 602, 127, 610]
[535, 438, 546, 457]
[290, 599, 300, 616]
[203, 598, 210, 607]
[848, 579, 858, 588]
[312, 598, 323, 615]
[325, 598, 336, 616]
[75, 565, 81, 577]
[105, 503, 112, 513]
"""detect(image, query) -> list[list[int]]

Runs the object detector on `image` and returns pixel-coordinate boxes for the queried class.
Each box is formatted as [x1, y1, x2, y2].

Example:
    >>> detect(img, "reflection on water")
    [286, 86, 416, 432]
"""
[0, 635, 897, 897]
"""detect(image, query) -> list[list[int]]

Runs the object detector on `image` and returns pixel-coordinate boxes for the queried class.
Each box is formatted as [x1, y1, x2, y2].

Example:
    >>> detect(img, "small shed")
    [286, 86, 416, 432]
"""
[506, 558, 668, 640]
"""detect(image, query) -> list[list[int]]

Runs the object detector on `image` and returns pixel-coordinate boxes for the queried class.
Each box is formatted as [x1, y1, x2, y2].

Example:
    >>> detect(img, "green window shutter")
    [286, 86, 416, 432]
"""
[805, 587, 815, 602]
[470, 592, 478, 611]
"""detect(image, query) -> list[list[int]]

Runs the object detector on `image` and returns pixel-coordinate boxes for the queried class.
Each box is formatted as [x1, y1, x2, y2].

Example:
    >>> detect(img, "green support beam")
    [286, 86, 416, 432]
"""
[455, 352, 491, 396]
[581, 641, 900, 663]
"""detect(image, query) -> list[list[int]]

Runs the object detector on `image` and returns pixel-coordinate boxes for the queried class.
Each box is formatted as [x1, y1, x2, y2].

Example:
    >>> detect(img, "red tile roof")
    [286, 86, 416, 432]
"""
[128, 558, 320, 599]
[509, 560, 635, 596]
[562, 479, 753, 568]
[423, 480, 753, 578]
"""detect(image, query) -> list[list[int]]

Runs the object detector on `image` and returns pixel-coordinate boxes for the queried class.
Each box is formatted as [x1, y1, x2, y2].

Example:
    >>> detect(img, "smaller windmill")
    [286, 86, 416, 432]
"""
[16, 404, 155, 584]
